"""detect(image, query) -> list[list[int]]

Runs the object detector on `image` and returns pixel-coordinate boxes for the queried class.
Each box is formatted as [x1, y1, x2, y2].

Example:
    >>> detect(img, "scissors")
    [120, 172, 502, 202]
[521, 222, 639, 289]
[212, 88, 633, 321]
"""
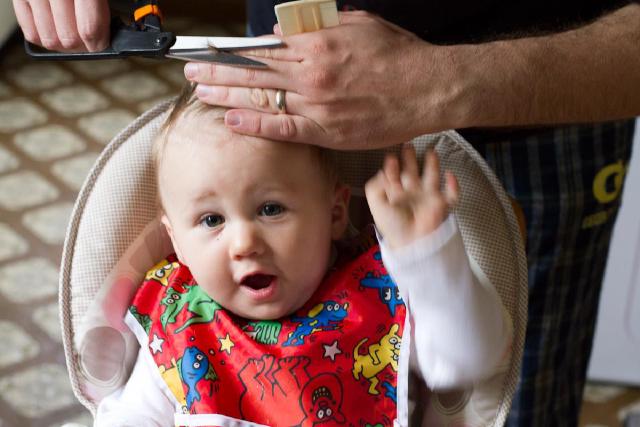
[24, 0, 282, 68]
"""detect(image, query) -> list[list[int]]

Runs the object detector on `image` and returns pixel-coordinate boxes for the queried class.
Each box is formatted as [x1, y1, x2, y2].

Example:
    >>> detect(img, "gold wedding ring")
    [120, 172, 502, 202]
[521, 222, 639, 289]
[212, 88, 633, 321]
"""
[275, 89, 287, 114]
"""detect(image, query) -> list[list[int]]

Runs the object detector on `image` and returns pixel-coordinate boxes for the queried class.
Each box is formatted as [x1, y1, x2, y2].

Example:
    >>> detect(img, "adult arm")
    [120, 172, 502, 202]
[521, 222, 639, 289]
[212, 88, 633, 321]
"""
[12, 0, 109, 51]
[186, 3, 640, 149]
[458, 2, 640, 128]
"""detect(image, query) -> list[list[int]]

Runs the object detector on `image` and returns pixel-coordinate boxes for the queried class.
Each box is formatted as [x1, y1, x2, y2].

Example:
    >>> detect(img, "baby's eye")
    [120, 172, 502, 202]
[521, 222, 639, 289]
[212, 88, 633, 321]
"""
[259, 202, 285, 217]
[201, 214, 224, 228]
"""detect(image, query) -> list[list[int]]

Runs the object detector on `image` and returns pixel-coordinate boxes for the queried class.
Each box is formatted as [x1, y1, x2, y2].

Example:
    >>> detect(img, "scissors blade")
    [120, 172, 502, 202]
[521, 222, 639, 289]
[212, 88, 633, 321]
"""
[168, 36, 282, 67]
[165, 49, 269, 68]
[171, 36, 283, 51]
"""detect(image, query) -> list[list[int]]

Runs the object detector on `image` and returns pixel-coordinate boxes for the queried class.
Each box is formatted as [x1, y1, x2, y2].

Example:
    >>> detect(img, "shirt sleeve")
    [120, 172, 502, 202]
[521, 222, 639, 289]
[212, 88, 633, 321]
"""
[379, 215, 512, 389]
[95, 349, 177, 427]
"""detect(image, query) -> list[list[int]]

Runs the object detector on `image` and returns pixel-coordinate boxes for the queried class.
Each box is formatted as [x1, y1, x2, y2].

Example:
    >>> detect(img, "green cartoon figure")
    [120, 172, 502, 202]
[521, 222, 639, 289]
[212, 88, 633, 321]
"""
[160, 283, 222, 333]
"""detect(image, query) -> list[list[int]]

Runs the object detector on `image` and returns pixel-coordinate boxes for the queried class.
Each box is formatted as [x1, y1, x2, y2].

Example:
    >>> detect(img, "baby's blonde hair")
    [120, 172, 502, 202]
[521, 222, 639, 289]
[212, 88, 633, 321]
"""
[153, 83, 339, 195]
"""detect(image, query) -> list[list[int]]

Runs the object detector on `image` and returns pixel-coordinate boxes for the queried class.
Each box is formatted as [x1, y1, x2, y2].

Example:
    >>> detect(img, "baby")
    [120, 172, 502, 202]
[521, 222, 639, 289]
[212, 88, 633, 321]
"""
[96, 85, 510, 427]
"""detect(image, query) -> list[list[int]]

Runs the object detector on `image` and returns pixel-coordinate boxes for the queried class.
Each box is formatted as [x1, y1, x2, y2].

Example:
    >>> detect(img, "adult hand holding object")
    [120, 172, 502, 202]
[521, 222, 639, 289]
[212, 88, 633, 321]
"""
[185, 5, 640, 150]
[12, 0, 110, 52]
[185, 11, 453, 150]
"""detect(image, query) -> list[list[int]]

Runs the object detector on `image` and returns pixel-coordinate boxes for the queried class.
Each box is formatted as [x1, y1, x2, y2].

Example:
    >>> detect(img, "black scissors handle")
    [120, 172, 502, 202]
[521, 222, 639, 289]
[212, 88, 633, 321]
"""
[25, 18, 175, 60]
[25, 0, 174, 61]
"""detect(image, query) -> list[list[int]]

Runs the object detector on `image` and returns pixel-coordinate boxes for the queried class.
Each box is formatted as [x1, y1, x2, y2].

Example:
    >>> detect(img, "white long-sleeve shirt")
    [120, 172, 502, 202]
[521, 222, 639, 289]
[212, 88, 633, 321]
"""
[96, 216, 511, 427]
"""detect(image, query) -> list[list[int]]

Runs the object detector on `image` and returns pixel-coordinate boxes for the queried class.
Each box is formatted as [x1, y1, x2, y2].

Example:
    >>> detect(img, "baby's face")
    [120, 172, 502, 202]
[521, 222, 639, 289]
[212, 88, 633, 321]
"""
[159, 115, 348, 320]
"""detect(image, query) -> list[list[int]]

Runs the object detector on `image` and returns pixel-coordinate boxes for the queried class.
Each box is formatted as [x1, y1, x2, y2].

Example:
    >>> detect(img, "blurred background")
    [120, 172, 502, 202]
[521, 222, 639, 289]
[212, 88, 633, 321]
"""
[0, 1, 638, 426]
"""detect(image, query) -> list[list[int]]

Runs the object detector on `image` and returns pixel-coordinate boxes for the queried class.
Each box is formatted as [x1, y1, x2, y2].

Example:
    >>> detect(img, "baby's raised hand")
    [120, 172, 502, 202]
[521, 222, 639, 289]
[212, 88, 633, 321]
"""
[365, 145, 459, 249]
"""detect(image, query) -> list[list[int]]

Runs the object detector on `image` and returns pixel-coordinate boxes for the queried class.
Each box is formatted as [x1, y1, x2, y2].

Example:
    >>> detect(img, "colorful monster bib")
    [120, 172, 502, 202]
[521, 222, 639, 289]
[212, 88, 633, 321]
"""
[127, 236, 406, 427]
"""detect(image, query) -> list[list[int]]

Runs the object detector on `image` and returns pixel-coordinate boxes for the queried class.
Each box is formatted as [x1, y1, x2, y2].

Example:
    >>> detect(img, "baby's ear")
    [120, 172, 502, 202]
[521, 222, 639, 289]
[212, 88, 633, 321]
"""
[331, 183, 351, 240]
[161, 214, 185, 263]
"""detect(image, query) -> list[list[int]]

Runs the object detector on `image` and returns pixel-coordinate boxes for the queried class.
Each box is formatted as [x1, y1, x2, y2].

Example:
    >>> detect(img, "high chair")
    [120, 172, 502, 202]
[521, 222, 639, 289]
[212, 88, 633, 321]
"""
[59, 100, 527, 426]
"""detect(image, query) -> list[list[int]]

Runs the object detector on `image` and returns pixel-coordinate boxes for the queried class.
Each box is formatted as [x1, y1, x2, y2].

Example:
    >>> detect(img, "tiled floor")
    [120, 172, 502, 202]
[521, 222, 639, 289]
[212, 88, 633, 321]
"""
[1, 7, 639, 427]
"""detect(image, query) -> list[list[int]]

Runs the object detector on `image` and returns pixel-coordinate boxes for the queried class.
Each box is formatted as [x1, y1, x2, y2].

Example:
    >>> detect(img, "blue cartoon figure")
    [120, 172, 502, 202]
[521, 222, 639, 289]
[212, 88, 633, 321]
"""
[178, 346, 217, 410]
[381, 381, 397, 403]
[360, 252, 405, 316]
[283, 300, 349, 346]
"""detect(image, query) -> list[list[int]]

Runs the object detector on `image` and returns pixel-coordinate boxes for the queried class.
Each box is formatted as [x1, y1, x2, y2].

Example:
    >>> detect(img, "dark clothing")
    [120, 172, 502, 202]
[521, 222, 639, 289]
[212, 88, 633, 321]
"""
[476, 119, 634, 426]
[248, 0, 630, 44]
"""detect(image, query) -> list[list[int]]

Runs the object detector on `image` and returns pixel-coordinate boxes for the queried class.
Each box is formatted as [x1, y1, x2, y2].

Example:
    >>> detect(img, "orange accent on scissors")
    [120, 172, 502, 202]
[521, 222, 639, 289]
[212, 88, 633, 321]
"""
[134, 4, 163, 22]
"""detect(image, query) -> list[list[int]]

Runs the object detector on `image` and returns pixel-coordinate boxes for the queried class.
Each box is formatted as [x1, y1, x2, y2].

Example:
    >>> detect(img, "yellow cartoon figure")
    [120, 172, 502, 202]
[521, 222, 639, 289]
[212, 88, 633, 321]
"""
[145, 258, 179, 286]
[159, 358, 187, 408]
[352, 323, 402, 395]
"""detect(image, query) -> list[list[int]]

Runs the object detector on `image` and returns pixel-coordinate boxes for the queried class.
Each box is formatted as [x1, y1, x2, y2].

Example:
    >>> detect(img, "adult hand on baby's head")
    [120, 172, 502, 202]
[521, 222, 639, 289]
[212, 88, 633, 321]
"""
[12, 0, 110, 52]
[365, 145, 459, 250]
[185, 11, 455, 150]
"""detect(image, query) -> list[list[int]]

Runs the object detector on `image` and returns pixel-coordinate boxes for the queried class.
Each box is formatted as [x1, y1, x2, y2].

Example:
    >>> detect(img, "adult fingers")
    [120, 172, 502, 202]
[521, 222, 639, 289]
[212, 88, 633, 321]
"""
[50, 0, 81, 50]
[195, 85, 303, 115]
[184, 61, 296, 91]
[75, 0, 110, 52]
[241, 37, 302, 62]
[223, 109, 326, 145]
[29, 0, 60, 50]
[13, 0, 41, 46]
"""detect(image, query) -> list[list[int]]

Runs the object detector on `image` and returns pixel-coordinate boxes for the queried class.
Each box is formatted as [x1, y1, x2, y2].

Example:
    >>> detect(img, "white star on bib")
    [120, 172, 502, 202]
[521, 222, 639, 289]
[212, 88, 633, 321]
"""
[149, 333, 165, 354]
[323, 340, 342, 361]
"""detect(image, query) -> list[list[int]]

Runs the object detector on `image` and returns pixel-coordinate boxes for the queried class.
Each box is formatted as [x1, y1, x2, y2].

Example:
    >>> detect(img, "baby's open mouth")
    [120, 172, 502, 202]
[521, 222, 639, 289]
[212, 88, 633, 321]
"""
[240, 274, 276, 290]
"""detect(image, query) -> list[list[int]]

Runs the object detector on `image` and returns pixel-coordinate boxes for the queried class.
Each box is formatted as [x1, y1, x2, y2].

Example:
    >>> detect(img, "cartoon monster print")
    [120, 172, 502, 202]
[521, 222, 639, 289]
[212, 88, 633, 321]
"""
[238, 355, 346, 426]
[360, 255, 404, 316]
[352, 324, 402, 395]
[160, 283, 222, 333]
[145, 258, 179, 286]
[299, 372, 346, 427]
[242, 320, 282, 344]
[159, 358, 187, 408]
[283, 301, 349, 346]
[129, 305, 152, 334]
[381, 381, 397, 403]
[178, 346, 217, 410]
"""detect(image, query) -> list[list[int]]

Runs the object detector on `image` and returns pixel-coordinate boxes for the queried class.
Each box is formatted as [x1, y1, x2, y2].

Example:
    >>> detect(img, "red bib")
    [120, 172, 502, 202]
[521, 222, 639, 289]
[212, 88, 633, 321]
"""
[129, 236, 405, 427]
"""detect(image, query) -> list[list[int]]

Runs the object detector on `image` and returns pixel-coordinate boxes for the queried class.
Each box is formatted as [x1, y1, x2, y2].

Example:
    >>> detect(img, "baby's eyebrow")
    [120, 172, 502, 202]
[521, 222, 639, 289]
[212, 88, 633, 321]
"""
[191, 190, 218, 203]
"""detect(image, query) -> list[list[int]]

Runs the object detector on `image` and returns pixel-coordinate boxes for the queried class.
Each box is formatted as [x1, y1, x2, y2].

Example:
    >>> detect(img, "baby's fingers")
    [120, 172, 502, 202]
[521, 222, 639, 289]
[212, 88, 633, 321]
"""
[365, 171, 395, 222]
[400, 145, 421, 190]
[383, 154, 404, 202]
[422, 150, 441, 193]
[445, 171, 460, 207]
[364, 171, 388, 205]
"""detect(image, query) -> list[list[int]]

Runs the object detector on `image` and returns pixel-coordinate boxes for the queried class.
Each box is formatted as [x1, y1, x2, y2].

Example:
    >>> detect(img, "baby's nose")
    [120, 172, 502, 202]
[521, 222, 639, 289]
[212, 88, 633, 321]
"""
[229, 222, 263, 259]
